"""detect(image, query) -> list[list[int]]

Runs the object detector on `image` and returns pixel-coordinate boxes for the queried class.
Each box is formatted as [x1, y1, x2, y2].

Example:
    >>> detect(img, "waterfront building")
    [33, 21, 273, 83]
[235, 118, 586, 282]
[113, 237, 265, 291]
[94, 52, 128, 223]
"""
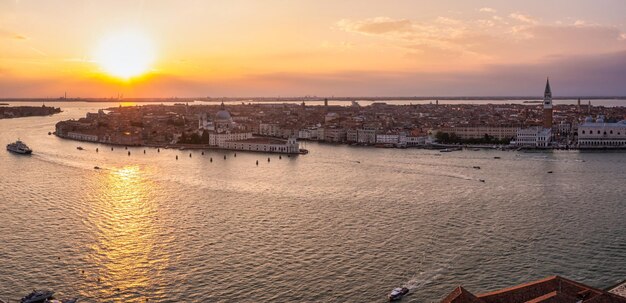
[298, 128, 317, 140]
[316, 127, 325, 141]
[346, 129, 358, 143]
[440, 275, 626, 303]
[577, 116, 626, 148]
[66, 131, 98, 142]
[357, 129, 378, 145]
[209, 132, 253, 147]
[376, 132, 407, 146]
[221, 136, 300, 154]
[324, 127, 347, 142]
[515, 126, 551, 147]
[405, 135, 428, 146]
[439, 125, 519, 140]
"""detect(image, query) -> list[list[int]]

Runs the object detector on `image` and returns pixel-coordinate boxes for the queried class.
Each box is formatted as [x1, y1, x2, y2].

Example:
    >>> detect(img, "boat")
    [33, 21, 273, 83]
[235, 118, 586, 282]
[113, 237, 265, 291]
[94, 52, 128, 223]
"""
[7, 140, 33, 154]
[388, 287, 409, 301]
[493, 156, 501, 159]
[76, 146, 84, 150]
[94, 166, 101, 170]
[473, 166, 481, 169]
[20, 290, 54, 303]
[440, 147, 462, 152]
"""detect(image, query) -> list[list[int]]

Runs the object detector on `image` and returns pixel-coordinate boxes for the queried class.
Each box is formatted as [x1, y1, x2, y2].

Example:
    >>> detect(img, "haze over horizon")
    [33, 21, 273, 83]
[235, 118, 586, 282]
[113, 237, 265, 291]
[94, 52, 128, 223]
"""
[1, 0, 625, 98]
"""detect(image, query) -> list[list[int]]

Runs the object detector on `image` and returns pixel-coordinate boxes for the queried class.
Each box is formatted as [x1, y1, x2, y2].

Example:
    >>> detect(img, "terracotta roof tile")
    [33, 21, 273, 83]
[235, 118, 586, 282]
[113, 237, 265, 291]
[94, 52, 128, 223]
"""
[439, 276, 626, 303]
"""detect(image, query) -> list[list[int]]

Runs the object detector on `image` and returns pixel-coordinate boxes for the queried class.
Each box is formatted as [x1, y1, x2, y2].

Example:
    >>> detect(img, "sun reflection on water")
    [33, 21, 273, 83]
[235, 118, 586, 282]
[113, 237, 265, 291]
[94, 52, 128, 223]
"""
[88, 165, 167, 301]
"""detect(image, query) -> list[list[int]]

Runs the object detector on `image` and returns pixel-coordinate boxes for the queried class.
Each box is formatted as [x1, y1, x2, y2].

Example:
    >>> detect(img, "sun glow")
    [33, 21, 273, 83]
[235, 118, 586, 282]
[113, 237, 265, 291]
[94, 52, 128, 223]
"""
[94, 30, 156, 79]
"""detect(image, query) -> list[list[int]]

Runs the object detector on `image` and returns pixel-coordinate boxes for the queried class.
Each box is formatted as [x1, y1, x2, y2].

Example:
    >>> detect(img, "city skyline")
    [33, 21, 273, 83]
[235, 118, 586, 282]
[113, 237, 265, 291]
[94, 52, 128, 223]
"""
[1, 0, 626, 97]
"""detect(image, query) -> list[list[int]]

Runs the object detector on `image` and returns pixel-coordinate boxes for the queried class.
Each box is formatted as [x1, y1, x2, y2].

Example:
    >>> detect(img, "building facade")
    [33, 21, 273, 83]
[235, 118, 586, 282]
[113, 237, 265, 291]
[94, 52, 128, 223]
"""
[209, 132, 253, 147]
[515, 126, 551, 147]
[220, 137, 300, 154]
[577, 116, 626, 147]
[439, 126, 519, 140]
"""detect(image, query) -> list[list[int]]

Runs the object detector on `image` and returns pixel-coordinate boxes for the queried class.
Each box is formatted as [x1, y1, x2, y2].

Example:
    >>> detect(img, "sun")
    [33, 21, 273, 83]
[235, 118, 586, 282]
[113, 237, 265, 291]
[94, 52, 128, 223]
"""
[94, 30, 156, 79]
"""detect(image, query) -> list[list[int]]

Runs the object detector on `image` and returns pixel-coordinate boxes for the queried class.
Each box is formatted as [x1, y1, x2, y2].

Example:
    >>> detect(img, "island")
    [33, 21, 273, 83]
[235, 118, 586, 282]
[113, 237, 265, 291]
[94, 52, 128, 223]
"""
[54, 93, 626, 153]
[0, 105, 61, 119]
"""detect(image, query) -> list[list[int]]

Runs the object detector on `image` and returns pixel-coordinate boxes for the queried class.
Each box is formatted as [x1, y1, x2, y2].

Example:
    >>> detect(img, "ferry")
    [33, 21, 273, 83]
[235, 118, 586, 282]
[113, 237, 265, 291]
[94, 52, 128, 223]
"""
[20, 290, 54, 303]
[388, 287, 409, 301]
[7, 140, 32, 154]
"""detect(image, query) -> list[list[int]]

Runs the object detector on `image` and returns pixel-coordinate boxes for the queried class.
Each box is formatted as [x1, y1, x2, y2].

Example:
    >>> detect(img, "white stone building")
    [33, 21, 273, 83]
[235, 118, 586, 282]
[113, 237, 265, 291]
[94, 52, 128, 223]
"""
[515, 126, 552, 147]
[220, 137, 300, 154]
[578, 116, 626, 147]
[209, 132, 253, 147]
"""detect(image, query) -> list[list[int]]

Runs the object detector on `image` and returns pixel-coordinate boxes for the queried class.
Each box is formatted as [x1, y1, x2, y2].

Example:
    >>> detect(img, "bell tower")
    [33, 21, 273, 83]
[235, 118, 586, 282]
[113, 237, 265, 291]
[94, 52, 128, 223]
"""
[543, 78, 553, 129]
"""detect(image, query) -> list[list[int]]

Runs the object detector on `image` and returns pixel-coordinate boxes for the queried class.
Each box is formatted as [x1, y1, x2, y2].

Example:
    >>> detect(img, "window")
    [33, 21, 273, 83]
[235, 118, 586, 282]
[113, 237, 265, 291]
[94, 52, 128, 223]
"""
[582, 130, 585, 134]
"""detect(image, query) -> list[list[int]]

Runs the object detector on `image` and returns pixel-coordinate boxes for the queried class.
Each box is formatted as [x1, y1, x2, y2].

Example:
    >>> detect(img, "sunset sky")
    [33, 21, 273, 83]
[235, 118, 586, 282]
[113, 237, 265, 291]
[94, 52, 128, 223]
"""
[1, 0, 625, 97]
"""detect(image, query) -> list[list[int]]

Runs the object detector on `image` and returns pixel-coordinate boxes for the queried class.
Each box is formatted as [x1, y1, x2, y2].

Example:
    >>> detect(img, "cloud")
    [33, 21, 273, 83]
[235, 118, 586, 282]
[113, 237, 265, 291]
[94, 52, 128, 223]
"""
[509, 13, 537, 24]
[337, 14, 626, 65]
[479, 7, 497, 13]
[0, 28, 27, 40]
[337, 17, 413, 34]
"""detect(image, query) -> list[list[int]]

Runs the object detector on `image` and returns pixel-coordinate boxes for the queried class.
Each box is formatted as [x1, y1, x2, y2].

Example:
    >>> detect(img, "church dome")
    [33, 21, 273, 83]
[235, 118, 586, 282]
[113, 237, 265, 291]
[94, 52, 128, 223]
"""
[216, 110, 231, 120]
[215, 102, 232, 121]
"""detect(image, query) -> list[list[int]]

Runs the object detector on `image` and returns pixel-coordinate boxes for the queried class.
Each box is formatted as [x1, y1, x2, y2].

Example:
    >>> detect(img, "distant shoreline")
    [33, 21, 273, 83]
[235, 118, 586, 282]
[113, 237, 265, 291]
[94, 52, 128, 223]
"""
[2, 96, 626, 103]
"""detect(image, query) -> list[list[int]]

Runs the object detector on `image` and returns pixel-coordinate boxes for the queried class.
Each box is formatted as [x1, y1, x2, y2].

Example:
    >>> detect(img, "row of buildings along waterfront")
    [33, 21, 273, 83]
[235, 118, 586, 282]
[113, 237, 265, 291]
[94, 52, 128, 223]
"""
[55, 79, 626, 151]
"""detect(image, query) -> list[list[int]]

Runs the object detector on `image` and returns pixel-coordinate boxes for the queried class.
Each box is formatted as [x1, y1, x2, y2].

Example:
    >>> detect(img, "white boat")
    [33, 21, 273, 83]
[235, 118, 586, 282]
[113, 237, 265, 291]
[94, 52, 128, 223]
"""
[20, 290, 54, 303]
[388, 287, 409, 301]
[7, 140, 32, 154]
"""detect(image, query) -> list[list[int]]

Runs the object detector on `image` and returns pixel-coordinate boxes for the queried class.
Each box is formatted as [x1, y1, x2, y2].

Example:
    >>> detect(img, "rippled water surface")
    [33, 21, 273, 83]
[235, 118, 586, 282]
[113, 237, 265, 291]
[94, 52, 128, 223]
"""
[0, 102, 625, 302]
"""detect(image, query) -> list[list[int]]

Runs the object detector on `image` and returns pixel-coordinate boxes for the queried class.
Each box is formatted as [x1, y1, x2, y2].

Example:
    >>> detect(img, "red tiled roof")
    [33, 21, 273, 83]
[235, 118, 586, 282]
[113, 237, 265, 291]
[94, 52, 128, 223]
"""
[441, 286, 483, 303]
[439, 276, 626, 303]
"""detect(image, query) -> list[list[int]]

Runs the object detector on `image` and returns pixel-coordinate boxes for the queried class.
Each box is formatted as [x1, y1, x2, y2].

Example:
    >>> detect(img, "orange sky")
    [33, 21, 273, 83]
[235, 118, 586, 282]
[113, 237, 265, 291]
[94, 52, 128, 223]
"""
[1, 0, 625, 97]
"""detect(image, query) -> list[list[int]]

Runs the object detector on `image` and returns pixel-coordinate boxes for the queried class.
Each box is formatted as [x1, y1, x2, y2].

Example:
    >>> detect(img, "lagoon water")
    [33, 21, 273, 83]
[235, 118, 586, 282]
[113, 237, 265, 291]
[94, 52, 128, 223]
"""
[0, 102, 625, 302]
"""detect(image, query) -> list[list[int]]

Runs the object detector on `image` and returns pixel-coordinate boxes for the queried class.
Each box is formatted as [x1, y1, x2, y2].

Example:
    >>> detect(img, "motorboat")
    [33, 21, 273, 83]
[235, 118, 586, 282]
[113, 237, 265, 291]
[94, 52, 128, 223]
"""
[388, 287, 409, 301]
[440, 147, 461, 152]
[76, 146, 84, 150]
[7, 140, 32, 154]
[20, 290, 54, 303]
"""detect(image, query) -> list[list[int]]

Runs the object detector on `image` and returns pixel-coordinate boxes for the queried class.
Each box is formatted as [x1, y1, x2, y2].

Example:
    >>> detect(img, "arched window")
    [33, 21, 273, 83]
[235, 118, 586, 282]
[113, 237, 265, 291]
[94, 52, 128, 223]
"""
[604, 131, 607, 135]
[610, 130, 613, 134]
[598, 130, 601, 134]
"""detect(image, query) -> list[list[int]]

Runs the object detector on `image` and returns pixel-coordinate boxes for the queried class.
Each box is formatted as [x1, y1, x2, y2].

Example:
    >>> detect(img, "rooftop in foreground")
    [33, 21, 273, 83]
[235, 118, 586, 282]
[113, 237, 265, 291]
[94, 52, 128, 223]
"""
[608, 280, 626, 299]
[441, 276, 626, 303]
